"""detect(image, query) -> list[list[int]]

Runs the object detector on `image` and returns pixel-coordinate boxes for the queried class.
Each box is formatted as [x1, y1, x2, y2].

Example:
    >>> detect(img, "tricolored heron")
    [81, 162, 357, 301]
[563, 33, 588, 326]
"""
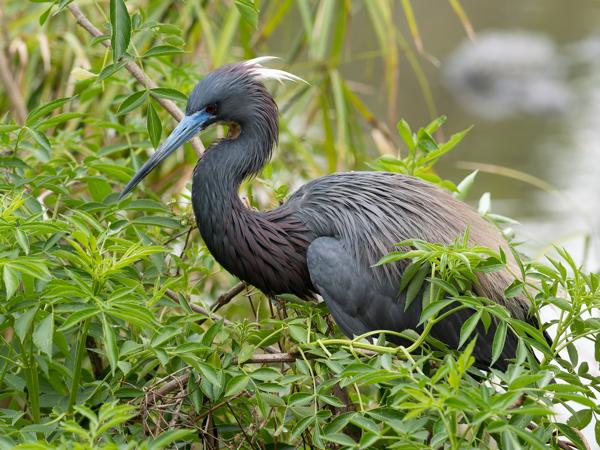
[121, 57, 533, 369]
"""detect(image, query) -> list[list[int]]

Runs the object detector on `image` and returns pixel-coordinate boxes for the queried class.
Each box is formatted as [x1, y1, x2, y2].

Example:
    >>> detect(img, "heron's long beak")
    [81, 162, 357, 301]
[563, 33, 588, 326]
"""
[119, 112, 210, 198]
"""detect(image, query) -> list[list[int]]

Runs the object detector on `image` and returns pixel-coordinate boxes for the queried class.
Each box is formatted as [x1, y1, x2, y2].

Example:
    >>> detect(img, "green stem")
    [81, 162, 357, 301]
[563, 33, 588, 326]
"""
[405, 304, 469, 353]
[68, 319, 90, 414]
[16, 338, 41, 439]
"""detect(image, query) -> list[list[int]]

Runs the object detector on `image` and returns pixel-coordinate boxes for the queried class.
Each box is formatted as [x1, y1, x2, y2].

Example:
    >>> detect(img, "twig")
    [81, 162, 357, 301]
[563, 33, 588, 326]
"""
[143, 347, 381, 409]
[211, 282, 247, 312]
[226, 403, 253, 448]
[66, 3, 204, 157]
[164, 287, 280, 354]
[165, 288, 233, 326]
[143, 352, 301, 408]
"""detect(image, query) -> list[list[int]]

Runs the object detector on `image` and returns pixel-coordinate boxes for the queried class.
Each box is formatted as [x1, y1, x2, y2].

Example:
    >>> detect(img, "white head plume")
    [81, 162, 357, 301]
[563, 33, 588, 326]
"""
[243, 56, 308, 85]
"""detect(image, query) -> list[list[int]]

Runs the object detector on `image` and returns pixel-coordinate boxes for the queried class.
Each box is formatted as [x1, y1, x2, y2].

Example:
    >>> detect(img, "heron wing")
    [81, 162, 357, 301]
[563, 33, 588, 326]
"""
[290, 172, 530, 322]
[306, 236, 519, 370]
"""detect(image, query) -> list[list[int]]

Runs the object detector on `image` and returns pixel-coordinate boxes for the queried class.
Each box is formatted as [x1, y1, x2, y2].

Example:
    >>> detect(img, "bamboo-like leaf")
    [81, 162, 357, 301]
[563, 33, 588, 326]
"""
[117, 90, 147, 116]
[235, 0, 259, 29]
[491, 320, 507, 365]
[109, 0, 131, 62]
[15, 307, 38, 342]
[102, 315, 119, 375]
[26, 97, 71, 126]
[150, 88, 187, 103]
[33, 312, 54, 357]
[147, 104, 162, 148]
[144, 45, 184, 58]
[3, 266, 19, 299]
[458, 310, 481, 349]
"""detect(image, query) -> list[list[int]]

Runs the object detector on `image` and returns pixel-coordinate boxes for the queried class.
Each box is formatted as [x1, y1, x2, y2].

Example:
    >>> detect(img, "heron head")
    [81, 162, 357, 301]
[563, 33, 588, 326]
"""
[120, 57, 305, 198]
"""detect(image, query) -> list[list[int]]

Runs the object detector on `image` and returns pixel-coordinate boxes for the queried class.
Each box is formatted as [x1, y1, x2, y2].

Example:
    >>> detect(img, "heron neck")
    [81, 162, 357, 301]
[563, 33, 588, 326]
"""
[191, 121, 275, 247]
[194, 121, 274, 193]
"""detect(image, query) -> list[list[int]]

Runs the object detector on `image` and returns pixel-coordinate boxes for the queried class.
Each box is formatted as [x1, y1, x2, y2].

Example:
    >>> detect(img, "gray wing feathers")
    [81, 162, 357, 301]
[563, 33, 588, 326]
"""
[292, 172, 530, 322]
[307, 236, 519, 370]
[307, 237, 420, 339]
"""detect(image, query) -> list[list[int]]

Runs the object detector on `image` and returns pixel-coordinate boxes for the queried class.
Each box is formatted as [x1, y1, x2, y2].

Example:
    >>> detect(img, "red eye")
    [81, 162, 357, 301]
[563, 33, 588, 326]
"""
[205, 103, 218, 114]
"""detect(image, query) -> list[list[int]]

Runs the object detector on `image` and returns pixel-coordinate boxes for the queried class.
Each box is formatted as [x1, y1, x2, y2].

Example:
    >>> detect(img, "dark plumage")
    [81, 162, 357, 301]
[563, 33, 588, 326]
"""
[121, 59, 535, 370]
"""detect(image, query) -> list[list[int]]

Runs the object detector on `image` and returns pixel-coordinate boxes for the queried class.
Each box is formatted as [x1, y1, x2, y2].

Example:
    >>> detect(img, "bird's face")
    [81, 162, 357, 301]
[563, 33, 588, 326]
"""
[119, 78, 225, 198]
[120, 58, 302, 198]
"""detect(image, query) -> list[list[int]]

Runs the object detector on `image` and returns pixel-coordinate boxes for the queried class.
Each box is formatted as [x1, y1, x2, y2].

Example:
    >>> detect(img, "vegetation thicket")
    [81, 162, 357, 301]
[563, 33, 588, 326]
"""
[0, 1, 598, 448]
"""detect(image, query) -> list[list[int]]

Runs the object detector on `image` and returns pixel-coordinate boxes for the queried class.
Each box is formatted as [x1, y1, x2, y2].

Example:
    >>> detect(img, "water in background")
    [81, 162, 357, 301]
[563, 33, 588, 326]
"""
[344, 0, 600, 268]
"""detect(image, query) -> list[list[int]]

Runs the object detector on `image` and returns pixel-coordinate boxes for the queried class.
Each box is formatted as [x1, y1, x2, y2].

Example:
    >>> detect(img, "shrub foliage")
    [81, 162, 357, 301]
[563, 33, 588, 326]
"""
[0, 1, 599, 449]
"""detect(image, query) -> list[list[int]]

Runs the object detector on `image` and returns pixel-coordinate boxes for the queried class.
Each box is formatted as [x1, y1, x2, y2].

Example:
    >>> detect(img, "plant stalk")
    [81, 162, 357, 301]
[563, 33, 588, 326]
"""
[68, 319, 90, 414]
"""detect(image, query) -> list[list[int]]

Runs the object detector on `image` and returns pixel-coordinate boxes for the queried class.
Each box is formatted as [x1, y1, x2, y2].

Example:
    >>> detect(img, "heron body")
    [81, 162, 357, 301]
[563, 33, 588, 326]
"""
[122, 59, 532, 369]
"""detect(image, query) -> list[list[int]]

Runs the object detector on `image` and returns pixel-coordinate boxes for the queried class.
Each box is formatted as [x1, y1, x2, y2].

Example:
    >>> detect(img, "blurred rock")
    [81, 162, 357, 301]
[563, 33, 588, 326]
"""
[443, 31, 572, 119]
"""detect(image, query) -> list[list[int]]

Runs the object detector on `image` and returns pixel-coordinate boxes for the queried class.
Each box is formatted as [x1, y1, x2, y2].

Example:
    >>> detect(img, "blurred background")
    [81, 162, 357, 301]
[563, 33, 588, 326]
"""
[2, 0, 599, 267]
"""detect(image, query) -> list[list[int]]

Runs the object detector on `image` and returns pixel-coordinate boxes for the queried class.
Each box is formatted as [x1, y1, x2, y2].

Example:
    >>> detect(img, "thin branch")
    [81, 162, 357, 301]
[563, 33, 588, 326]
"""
[143, 346, 382, 409]
[165, 288, 233, 326]
[211, 282, 247, 312]
[144, 353, 299, 406]
[164, 287, 280, 354]
[144, 352, 301, 408]
[66, 3, 204, 157]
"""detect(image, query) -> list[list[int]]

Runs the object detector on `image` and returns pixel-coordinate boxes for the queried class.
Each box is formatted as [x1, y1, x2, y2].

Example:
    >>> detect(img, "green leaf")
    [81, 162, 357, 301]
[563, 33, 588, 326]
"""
[288, 323, 307, 343]
[98, 57, 131, 81]
[133, 216, 181, 228]
[28, 128, 51, 152]
[398, 260, 422, 292]
[196, 361, 221, 388]
[33, 312, 54, 357]
[554, 423, 588, 450]
[144, 45, 184, 58]
[405, 264, 428, 310]
[236, 342, 255, 364]
[109, 0, 131, 62]
[225, 374, 249, 397]
[15, 307, 38, 342]
[504, 280, 523, 299]
[117, 90, 147, 115]
[150, 88, 187, 103]
[39, 4, 54, 25]
[429, 278, 459, 297]
[26, 97, 71, 126]
[149, 429, 197, 450]
[60, 307, 99, 331]
[397, 119, 414, 152]
[567, 409, 592, 430]
[102, 315, 119, 375]
[147, 104, 162, 148]
[86, 177, 113, 202]
[419, 299, 456, 326]
[458, 310, 481, 349]
[323, 432, 357, 446]
[290, 415, 313, 441]
[424, 115, 446, 134]
[3, 265, 19, 299]
[567, 343, 578, 367]
[235, 0, 259, 28]
[491, 320, 507, 366]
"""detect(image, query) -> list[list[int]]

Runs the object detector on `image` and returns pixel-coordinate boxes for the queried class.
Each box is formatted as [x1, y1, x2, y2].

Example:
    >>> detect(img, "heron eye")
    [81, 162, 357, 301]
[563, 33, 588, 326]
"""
[205, 103, 218, 115]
